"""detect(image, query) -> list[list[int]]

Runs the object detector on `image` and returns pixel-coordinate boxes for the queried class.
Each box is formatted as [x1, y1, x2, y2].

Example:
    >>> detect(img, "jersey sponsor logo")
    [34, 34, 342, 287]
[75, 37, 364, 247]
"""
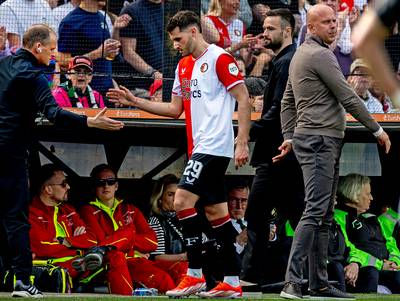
[182, 79, 202, 99]
[200, 63, 208, 73]
[228, 62, 239, 76]
[234, 29, 241, 36]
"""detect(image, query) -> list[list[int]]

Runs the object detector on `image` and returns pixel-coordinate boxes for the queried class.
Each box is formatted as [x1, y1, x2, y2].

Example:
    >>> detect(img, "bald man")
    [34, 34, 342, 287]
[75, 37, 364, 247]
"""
[275, 4, 390, 299]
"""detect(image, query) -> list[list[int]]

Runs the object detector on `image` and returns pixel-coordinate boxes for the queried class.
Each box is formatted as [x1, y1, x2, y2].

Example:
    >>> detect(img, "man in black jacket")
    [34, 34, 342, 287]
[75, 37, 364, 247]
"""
[243, 8, 304, 284]
[0, 24, 123, 298]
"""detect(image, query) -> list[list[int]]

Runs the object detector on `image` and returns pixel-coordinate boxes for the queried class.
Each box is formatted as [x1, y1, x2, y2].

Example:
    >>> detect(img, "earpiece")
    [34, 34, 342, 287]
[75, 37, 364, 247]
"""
[37, 47, 42, 53]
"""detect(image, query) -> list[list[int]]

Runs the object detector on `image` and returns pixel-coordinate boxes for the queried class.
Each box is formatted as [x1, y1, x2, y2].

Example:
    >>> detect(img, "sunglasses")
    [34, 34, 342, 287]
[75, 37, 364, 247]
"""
[95, 178, 117, 187]
[71, 70, 92, 76]
[48, 179, 69, 188]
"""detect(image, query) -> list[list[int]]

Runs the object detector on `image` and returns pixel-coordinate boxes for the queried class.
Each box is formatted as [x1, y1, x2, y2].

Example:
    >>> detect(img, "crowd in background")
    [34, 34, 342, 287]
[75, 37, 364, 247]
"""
[0, 0, 400, 297]
[0, 0, 398, 113]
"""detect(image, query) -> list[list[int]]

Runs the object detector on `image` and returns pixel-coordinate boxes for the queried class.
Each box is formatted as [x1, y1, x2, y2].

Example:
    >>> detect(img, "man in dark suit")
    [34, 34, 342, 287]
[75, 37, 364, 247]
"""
[244, 8, 304, 284]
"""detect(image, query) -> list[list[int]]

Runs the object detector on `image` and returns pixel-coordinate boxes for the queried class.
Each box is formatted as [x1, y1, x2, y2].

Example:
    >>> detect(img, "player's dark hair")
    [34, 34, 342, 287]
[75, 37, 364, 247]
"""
[166, 10, 201, 33]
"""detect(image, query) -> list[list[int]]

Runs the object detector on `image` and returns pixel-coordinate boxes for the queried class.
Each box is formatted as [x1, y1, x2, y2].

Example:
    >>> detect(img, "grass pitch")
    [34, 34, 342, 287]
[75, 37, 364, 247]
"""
[0, 293, 399, 300]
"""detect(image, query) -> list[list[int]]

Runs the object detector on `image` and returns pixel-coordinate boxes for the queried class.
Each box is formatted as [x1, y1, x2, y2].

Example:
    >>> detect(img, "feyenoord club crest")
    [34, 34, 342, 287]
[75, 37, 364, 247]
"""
[200, 63, 208, 73]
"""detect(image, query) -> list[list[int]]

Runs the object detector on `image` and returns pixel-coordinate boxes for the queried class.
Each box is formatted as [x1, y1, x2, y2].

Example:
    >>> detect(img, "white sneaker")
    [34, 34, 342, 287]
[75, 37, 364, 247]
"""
[11, 280, 43, 298]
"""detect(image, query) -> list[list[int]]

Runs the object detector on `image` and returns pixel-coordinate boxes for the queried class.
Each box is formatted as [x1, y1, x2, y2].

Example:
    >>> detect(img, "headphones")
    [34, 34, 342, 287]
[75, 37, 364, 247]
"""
[37, 47, 42, 53]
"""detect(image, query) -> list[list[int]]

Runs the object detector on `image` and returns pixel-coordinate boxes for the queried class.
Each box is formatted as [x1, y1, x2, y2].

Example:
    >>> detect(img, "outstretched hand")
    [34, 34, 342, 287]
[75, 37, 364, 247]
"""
[107, 85, 138, 107]
[87, 108, 124, 130]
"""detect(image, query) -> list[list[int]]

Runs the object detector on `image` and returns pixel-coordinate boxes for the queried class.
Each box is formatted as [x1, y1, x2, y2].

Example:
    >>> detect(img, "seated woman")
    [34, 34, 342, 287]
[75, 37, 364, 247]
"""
[148, 174, 188, 286]
[79, 164, 175, 294]
[334, 173, 400, 293]
[52, 56, 105, 108]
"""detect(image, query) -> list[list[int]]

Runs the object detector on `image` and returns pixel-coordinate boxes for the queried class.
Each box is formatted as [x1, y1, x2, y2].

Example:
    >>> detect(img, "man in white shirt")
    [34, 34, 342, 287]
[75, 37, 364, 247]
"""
[107, 10, 251, 299]
[347, 59, 384, 114]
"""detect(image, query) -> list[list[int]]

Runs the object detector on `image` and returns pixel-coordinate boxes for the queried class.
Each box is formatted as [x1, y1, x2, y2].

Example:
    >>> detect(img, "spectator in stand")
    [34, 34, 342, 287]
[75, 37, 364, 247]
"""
[53, 56, 105, 108]
[52, 0, 80, 30]
[247, 2, 270, 36]
[148, 174, 189, 286]
[335, 174, 400, 293]
[347, 59, 384, 113]
[79, 164, 176, 293]
[107, 0, 134, 15]
[57, 0, 121, 97]
[226, 178, 249, 261]
[46, 0, 58, 9]
[254, 0, 299, 14]
[202, 0, 257, 63]
[119, 0, 163, 83]
[0, 25, 11, 58]
[29, 164, 133, 295]
[0, 0, 57, 52]
[244, 77, 266, 112]
[201, 0, 253, 29]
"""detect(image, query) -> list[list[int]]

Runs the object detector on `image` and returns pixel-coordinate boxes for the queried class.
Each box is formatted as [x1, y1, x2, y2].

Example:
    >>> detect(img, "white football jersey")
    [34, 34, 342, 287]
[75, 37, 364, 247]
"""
[172, 44, 244, 158]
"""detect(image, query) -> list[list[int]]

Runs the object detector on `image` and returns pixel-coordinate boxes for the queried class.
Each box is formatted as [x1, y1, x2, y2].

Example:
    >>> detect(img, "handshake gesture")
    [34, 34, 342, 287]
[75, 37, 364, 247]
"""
[107, 86, 141, 108]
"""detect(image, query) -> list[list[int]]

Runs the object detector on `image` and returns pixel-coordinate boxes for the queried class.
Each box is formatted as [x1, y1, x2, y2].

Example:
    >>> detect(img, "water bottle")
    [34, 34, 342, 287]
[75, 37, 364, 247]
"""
[133, 288, 158, 296]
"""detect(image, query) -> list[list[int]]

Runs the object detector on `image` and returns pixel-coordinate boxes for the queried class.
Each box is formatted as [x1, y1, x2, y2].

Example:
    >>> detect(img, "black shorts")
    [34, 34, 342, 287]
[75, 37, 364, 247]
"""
[178, 153, 230, 205]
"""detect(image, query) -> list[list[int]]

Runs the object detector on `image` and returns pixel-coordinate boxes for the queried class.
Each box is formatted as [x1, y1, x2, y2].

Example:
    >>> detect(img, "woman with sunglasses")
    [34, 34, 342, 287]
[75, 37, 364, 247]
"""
[52, 56, 105, 108]
[79, 164, 176, 294]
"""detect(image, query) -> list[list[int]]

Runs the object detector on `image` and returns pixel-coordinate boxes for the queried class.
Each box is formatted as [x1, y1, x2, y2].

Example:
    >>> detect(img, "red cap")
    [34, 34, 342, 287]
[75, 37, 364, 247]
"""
[68, 56, 93, 71]
[149, 79, 162, 96]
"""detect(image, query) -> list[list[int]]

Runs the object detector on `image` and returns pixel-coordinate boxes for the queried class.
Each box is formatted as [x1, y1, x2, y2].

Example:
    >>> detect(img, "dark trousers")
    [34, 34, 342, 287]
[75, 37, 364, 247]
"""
[354, 266, 400, 293]
[285, 134, 343, 290]
[243, 157, 304, 283]
[327, 261, 346, 292]
[0, 158, 32, 284]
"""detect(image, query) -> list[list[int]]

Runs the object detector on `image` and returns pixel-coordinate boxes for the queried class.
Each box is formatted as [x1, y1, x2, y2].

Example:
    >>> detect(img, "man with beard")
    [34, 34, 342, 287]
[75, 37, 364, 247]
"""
[276, 4, 390, 299]
[243, 8, 304, 285]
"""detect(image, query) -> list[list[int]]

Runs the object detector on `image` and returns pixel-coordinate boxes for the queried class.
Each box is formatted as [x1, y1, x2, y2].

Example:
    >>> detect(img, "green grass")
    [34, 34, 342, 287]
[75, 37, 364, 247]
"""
[0, 293, 399, 300]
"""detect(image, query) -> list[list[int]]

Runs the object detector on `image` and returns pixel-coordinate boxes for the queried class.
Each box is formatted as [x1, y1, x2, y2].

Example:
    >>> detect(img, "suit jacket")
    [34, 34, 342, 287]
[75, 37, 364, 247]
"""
[250, 44, 296, 166]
